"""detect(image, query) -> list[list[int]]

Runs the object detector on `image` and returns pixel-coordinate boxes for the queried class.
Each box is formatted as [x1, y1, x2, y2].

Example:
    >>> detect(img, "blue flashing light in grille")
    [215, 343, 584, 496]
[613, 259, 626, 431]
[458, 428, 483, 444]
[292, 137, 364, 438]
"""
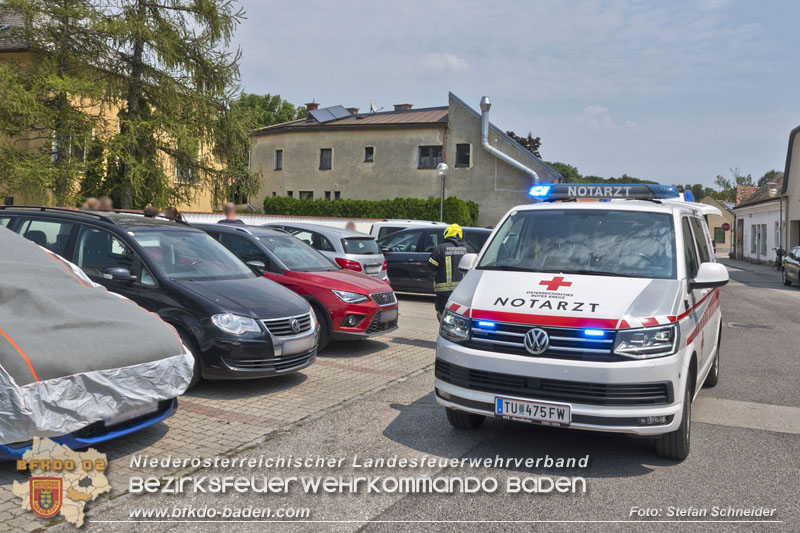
[476, 321, 496, 329]
[583, 329, 606, 337]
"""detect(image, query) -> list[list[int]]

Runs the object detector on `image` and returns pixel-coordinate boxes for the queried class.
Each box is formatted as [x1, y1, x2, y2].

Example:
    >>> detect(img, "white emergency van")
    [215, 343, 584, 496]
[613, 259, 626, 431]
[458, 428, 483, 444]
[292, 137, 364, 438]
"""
[435, 184, 728, 460]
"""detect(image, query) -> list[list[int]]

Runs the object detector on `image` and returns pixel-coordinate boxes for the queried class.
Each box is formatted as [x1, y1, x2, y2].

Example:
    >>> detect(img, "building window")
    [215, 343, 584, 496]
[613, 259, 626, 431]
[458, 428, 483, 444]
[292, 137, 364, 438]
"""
[334, 191, 341, 200]
[455, 143, 470, 167]
[287, 190, 293, 197]
[272, 192, 277, 196]
[325, 191, 331, 200]
[299, 191, 314, 200]
[275, 149, 283, 170]
[418, 145, 443, 169]
[364, 146, 374, 162]
[714, 227, 725, 244]
[320, 148, 332, 170]
[4, 197, 13, 206]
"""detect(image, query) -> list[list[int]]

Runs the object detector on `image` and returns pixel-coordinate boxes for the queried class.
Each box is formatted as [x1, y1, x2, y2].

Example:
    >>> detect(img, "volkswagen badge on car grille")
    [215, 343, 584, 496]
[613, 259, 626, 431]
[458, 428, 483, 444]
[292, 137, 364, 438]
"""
[524, 328, 549, 355]
[290, 318, 301, 333]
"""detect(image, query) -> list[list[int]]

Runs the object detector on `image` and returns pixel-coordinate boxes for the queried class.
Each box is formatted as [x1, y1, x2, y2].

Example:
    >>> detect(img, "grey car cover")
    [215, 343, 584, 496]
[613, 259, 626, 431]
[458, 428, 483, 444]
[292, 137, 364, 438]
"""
[0, 227, 193, 444]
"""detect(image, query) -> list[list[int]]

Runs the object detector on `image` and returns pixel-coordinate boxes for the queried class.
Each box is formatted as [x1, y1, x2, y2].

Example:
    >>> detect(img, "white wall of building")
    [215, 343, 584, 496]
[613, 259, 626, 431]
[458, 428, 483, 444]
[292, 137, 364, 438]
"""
[735, 201, 783, 263]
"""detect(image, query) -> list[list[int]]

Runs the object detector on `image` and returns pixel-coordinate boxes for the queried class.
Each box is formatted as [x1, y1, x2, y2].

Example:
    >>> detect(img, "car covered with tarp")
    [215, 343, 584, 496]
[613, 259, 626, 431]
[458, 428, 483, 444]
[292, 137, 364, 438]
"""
[0, 227, 193, 459]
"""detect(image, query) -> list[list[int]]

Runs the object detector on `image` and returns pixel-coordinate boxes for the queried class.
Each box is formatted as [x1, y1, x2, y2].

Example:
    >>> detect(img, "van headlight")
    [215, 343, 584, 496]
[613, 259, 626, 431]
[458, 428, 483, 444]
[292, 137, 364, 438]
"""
[613, 324, 678, 359]
[440, 310, 471, 342]
[211, 313, 262, 335]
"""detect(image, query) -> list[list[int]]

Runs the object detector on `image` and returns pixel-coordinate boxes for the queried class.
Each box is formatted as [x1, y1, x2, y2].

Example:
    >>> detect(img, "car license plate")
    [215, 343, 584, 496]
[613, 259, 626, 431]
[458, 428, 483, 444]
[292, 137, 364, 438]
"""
[495, 397, 570, 426]
[366, 264, 381, 274]
[379, 308, 398, 323]
[105, 402, 159, 426]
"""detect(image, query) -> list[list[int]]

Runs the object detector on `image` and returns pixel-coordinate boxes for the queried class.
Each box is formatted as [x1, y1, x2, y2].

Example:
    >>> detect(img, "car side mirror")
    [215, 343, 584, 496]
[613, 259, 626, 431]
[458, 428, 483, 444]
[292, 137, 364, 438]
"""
[689, 262, 728, 290]
[246, 260, 266, 273]
[458, 253, 478, 274]
[103, 267, 136, 282]
[380, 247, 390, 254]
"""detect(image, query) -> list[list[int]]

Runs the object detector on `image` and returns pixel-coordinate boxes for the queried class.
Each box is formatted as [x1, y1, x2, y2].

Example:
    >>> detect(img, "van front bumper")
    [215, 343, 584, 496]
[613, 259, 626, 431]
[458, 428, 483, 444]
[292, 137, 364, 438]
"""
[435, 336, 689, 436]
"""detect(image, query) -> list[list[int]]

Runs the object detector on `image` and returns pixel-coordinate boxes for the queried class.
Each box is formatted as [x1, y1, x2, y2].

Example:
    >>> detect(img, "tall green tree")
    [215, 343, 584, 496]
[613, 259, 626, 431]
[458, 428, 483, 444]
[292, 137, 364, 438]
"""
[0, 0, 108, 206]
[99, 0, 249, 208]
[757, 169, 781, 187]
[235, 93, 306, 129]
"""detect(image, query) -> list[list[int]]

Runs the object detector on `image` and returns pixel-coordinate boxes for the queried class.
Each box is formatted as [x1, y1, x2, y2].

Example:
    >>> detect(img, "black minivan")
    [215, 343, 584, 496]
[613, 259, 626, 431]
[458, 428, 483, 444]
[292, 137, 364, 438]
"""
[0, 207, 318, 384]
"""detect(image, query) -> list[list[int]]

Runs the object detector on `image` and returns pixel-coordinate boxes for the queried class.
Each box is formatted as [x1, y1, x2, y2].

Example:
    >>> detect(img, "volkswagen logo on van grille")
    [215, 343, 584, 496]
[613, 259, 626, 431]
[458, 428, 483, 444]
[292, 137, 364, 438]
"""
[524, 328, 550, 355]
[290, 319, 301, 333]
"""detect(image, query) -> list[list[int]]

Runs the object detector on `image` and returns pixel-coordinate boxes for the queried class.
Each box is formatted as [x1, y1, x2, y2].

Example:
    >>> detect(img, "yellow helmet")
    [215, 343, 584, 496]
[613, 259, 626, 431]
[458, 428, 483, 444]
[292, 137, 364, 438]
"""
[443, 223, 463, 239]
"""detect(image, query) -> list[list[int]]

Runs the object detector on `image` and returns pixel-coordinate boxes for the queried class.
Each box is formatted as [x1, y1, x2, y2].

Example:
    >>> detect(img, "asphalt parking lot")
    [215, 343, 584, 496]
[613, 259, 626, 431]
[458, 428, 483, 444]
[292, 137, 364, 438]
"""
[4, 261, 800, 531]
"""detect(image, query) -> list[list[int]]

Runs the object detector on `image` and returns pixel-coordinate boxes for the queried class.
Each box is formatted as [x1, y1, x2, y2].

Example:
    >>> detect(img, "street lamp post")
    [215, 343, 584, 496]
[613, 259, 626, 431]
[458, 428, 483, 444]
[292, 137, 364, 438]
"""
[437, 162, 449, 222]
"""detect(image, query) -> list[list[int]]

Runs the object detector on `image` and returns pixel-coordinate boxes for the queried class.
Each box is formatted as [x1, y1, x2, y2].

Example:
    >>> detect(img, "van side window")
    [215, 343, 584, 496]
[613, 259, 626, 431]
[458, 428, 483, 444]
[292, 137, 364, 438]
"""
[682, 218, 699, 279]
[689, 217, 711, 263]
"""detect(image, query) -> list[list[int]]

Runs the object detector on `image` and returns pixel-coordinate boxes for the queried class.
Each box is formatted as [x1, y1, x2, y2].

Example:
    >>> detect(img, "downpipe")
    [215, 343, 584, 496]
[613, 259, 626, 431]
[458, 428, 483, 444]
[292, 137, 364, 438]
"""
[480, 96, 540, 190]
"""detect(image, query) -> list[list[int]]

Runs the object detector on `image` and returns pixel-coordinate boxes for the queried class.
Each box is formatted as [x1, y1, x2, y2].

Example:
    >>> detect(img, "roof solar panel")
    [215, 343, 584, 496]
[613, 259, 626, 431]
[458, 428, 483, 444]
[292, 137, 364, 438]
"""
[310, 105, 351, 123]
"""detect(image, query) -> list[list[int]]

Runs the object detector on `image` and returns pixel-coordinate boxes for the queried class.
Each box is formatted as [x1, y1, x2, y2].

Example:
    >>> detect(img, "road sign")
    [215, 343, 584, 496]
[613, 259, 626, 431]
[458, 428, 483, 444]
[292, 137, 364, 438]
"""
[722, 223, 731, 231]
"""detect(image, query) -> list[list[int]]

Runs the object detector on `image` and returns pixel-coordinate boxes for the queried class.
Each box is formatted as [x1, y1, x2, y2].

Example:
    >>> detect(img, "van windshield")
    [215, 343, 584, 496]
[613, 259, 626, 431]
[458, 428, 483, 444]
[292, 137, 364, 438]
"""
[133, 230, 255, 281]
[477, 209, 676, 279]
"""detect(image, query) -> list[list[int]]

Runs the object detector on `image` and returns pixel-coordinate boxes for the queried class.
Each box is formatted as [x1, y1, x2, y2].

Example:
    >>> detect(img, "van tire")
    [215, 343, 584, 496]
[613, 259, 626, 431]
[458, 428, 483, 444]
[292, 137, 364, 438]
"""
[178, 330, 202, 389]
[703, 332, 720, 388]
[655, 381, 691, 460]
[446, 407, 485, 429]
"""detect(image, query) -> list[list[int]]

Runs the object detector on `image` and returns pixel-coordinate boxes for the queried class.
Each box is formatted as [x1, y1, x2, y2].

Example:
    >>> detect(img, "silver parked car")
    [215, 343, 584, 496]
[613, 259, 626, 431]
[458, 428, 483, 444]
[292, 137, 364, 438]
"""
[261, 222, 388, 281]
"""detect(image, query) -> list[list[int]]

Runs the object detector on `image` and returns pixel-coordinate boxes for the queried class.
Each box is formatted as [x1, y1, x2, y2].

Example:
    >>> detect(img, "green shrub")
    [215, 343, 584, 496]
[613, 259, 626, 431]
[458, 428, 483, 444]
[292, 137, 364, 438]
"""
[263, 196, 478, 226]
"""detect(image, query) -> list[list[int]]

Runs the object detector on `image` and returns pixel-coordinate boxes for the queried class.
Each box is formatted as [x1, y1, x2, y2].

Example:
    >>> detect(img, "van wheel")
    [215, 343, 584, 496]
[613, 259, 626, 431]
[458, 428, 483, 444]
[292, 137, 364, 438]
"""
[446, 407, 485, 429]
[703, 332, 720, 388]
[311, 303, 331, 352]
[782, 269, 792, 286]
[178, 330, 202, 389]
[655, 381, 691, 460]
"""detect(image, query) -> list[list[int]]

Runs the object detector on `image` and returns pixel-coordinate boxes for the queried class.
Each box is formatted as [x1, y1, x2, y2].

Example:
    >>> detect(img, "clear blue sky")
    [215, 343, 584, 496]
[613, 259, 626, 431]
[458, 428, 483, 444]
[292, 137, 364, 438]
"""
[234, 0, 800, 187]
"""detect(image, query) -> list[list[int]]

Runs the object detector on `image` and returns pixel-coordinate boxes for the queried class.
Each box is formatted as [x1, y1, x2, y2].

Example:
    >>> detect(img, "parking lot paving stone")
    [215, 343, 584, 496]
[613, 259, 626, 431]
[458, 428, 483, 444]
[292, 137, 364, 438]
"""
[0, 295, 438, 532]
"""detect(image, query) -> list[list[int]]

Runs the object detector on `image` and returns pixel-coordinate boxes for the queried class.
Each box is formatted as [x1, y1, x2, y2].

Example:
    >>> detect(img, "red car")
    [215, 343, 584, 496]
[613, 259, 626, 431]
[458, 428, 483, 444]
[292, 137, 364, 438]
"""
[197, 224, 399, 350]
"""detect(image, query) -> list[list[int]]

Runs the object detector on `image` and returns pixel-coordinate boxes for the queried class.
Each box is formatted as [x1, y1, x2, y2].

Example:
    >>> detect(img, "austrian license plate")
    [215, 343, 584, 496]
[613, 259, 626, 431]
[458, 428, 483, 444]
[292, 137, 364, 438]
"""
[105, 402, 159, 426]
[366, 264, 381, 274]
[379, 308, 398, 323]
[495, 397, 571, 426]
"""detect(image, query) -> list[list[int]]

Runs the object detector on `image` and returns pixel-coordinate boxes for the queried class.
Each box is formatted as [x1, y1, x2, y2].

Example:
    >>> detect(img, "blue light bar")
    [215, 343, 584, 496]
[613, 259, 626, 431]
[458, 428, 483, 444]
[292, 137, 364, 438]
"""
[583, 329, 606, 337]
[528, 185, 551, 198]
[683, 190, 695, 202]
[477, 321, 496, 329]
[528, 183, 682, 201]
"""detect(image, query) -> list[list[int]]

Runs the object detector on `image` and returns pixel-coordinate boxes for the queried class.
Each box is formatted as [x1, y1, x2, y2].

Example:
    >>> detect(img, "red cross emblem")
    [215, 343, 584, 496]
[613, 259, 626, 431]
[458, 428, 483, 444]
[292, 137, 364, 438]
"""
[539, 276, 572, 291]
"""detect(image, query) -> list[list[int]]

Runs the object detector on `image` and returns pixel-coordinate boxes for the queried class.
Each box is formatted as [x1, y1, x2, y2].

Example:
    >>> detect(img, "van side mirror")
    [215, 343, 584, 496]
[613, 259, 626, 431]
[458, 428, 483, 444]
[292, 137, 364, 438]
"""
[458, 253, 478, 274]
[246, 260, 267, 273]
[104, 267, 136, 282]
[689, 262, 728, 290]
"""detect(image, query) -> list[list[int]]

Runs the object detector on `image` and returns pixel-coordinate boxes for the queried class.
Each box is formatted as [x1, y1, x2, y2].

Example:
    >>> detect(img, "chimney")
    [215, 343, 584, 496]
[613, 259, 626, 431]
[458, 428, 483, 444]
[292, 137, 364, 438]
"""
[346, 107, 359, 115]
[305, 101, 319, 120]
[393, 103, 413, 111]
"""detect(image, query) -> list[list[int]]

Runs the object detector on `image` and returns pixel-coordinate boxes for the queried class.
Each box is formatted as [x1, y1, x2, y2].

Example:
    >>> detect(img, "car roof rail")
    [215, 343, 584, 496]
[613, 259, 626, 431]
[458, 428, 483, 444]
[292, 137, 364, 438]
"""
[0, 205, 117, 223]
[108, 209, 192, 226]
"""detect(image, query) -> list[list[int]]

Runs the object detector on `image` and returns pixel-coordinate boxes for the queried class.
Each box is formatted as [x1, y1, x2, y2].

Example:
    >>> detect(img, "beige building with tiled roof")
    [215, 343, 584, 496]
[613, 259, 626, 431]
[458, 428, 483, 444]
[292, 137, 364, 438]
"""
[250, 92, 562, 226]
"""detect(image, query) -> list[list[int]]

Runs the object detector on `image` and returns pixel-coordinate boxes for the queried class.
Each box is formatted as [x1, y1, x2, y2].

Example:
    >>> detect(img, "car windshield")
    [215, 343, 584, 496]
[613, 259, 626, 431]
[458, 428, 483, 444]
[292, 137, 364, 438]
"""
[478, 209, 676, 279]
[132, 230, 255, 281]
[341, 237, 379, 255]
[258, 234, 337, 272]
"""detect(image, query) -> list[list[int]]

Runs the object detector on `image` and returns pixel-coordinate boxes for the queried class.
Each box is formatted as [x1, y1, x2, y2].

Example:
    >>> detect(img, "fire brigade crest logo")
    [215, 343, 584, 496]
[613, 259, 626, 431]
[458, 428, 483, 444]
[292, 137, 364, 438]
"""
[30, 477, 63, 518]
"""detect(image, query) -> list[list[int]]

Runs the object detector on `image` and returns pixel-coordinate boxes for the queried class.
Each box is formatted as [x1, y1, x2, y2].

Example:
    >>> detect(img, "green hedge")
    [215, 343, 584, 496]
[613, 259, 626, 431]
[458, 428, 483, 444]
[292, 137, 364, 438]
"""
[263, 196, 479, 227]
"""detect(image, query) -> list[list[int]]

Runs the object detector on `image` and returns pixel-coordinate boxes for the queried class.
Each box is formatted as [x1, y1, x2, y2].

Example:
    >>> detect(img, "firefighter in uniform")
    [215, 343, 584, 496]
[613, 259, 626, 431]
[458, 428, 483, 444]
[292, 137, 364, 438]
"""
[428, 224, 475, 320]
